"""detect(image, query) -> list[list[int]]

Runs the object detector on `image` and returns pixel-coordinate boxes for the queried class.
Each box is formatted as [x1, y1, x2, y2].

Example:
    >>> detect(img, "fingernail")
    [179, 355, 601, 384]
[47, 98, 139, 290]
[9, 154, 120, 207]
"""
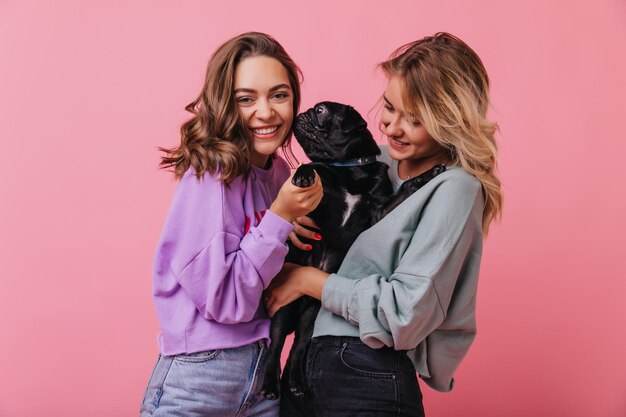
[314, 234, 322, 240]
[306, 245, 313, 251]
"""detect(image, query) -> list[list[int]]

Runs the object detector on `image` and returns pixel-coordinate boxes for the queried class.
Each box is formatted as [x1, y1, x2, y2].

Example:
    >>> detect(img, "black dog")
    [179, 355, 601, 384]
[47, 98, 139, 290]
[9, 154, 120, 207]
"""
[260, 102, 446, 400]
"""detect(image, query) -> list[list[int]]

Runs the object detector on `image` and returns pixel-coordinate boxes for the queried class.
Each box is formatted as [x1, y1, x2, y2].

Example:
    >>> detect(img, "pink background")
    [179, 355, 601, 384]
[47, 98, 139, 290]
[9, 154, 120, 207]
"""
[1, 1, 625, 416]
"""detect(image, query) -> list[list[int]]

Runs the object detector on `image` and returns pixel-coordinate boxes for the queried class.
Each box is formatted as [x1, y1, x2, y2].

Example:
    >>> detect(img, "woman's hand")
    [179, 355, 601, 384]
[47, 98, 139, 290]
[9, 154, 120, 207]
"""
[264, 262, 329, 317]
[288, 216, 321, 251]
[270, 172, 323, 223]
[264, 263, 304, 317]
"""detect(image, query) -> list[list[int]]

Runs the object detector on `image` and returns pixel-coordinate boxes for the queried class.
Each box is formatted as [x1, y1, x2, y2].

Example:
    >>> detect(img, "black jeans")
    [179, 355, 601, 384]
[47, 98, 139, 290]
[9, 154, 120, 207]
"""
[280, 336, 424, 417]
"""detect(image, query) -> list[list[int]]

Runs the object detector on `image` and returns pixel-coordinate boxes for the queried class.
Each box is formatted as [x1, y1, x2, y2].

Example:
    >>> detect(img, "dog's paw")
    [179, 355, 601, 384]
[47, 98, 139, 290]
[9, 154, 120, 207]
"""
[287, 371, 306, 397]
[289, 383, 305, 397]
[259, 368, 281, 401]
[260, 380, 280, 401]
[292, 165, 316, 188]
[261, 389, 279, 401]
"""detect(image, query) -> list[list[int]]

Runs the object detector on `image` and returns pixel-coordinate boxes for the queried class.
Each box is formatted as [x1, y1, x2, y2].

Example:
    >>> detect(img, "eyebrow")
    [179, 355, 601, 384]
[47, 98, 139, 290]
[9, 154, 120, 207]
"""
[234, 83, 291, 94]
[383, 95, 417, 119]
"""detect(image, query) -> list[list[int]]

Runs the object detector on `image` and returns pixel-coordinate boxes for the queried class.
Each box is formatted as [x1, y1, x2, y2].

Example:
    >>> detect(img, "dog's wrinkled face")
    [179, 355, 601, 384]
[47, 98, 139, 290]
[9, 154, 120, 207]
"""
[293, 101, 380, 162]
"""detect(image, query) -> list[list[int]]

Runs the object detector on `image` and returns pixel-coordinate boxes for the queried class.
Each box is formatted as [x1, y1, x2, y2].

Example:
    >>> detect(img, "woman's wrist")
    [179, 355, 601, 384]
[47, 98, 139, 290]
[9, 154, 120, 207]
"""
[268, 204, 294, 223]
[299, 267, 329, 300]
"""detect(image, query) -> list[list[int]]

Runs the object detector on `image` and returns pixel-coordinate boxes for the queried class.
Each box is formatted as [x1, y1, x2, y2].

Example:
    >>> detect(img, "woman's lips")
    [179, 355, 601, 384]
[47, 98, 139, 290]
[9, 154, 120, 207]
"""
[251, 125, 280, 139]
[389, 137, 409, 150]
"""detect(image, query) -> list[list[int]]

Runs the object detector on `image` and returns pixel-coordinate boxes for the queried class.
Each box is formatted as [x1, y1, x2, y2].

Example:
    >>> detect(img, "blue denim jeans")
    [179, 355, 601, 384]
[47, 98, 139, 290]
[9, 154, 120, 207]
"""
[280, 336, 424, 417]
[140, 340, 279, 417]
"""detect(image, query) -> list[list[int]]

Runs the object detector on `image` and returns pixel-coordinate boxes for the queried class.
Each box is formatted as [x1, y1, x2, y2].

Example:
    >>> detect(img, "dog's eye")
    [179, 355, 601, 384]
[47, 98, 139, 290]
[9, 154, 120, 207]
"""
[316, 106, 326, 114]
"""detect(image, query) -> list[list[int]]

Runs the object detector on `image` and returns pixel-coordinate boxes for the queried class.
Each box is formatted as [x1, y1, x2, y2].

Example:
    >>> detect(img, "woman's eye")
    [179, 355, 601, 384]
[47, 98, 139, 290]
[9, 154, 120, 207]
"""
[383, 104, 394, 112]
[273, 92, 289, 100]
[236, 97, 253, 104]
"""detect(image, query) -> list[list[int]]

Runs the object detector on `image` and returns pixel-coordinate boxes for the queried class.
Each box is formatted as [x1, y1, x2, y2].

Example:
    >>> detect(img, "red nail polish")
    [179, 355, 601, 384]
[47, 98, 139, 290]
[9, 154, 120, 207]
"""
[306, 245, 313, 251]
[314, 234, 322, 240]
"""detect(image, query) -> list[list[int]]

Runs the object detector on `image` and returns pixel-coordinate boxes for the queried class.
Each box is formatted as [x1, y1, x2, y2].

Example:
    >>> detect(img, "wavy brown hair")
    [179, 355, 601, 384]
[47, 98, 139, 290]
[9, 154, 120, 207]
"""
[380, 32, 502, 234]
[160, 32, 302, 183]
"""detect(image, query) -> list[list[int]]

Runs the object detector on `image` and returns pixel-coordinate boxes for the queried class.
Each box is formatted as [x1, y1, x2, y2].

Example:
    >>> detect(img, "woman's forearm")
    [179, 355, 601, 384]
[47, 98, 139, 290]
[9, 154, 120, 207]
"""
[299, 267, 329, 300]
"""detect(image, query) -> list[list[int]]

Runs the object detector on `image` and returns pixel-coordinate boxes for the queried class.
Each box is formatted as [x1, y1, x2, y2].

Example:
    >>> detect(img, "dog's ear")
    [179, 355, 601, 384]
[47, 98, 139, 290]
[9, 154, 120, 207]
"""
[340, 107, 367, 133]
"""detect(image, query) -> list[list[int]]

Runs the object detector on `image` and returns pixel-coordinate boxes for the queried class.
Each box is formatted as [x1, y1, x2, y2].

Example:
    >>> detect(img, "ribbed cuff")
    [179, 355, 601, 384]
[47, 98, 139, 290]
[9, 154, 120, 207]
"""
[257, 209, 294, 243]
[321, 273, 358, 322]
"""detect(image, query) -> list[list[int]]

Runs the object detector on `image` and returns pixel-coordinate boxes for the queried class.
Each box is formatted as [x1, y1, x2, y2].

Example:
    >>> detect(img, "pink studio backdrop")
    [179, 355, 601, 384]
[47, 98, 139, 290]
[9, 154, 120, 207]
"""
[1, 1, 625, 416]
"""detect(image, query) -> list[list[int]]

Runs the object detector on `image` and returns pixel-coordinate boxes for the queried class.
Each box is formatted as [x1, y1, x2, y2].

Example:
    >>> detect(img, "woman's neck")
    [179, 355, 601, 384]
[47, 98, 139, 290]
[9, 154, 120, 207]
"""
[397, 151, 450, 180]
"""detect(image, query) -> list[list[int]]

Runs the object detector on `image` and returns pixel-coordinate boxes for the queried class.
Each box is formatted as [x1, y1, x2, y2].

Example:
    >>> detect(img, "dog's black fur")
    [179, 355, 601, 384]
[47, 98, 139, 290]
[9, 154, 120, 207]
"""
[260, 102, 446, 400]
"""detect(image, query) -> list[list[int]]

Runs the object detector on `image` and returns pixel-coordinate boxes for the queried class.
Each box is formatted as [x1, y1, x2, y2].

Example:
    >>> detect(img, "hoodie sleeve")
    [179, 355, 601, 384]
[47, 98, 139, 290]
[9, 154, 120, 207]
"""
[153, 170, 293, 325]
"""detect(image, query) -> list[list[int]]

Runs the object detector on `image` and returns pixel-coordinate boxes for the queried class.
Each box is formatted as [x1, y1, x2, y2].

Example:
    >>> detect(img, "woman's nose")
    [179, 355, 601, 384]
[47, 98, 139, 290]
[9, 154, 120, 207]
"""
[384, 116, 403, 138]
[255, 100, 273, 119]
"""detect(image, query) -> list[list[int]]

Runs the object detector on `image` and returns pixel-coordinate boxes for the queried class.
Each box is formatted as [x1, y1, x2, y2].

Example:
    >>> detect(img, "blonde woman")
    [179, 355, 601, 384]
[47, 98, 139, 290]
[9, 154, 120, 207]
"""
[265, 32, 502, 416]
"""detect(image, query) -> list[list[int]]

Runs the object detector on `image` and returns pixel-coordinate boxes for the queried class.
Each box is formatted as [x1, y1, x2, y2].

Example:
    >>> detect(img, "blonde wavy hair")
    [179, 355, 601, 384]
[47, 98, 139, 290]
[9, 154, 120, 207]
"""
[160, 32, 302, 183]
[380, 32, 502, 234]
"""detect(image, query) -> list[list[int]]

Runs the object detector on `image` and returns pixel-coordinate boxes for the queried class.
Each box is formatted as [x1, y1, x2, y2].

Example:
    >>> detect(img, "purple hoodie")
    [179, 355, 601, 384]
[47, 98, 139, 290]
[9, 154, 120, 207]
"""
[152, 158, 293, 355]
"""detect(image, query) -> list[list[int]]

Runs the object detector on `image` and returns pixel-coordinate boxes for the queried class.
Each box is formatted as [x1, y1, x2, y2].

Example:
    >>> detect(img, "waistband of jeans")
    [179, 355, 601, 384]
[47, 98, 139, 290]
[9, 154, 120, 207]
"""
[311, 335, 364, 347]
[311, 335, 409, 353]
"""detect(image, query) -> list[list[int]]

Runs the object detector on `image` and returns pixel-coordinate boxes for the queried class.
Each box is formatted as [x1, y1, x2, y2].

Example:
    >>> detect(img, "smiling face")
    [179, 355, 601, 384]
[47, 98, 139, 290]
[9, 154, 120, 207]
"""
[381, 75, 448, 176]
[234, 55, 294, 168]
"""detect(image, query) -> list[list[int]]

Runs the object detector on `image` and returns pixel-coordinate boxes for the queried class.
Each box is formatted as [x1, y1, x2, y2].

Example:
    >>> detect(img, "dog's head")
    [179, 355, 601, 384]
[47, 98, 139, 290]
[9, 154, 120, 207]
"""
[293, 101, 380, 163]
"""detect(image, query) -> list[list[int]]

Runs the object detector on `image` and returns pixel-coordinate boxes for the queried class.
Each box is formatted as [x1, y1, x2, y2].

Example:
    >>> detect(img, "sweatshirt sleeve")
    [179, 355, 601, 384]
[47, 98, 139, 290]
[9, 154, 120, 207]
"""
[153, 170, 293, 325]
[321, 177, 484, 350]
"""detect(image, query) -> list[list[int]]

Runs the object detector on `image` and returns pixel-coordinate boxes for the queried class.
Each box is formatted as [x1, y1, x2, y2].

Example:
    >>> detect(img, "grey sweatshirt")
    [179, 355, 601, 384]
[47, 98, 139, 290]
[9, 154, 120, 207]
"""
[313, 146, 485, 392]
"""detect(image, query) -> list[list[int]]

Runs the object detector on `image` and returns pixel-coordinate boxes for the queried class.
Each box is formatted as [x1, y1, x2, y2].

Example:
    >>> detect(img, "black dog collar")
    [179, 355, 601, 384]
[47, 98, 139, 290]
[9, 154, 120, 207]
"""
[328, 155, 378, 167]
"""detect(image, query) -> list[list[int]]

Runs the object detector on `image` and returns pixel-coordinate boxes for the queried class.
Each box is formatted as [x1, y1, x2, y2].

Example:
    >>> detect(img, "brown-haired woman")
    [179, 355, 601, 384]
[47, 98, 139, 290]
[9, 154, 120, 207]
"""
[265, 32, 502, 416]
[140, 32, 322, 417]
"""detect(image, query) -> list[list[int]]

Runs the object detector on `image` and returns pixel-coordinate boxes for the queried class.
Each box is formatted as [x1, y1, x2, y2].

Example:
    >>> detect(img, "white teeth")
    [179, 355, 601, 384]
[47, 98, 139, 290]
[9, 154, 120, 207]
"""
[253, 126, 279, 135]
